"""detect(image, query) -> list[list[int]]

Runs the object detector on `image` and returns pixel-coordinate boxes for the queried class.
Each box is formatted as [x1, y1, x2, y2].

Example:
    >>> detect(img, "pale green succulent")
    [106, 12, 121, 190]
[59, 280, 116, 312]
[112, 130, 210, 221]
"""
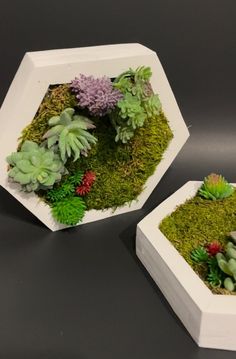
[117, 93, 146, 129]
[114, 66, 152, 99]
[216, 242, 236, 291]
[114, 126, 135, 144]
[43, 108, 97, 162]
[143, 94, 162, 118]
[7, 141, 66, 192]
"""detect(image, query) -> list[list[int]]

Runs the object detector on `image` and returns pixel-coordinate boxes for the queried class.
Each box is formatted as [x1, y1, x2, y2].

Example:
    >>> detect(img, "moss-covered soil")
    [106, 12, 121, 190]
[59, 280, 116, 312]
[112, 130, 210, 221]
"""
[20, 84, 173, 210]
[159, 190, 236, 295]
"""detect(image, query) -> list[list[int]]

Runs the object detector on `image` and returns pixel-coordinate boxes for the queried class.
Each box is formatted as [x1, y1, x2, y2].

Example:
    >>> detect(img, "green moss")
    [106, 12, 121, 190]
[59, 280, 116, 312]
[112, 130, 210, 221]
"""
[159, 190, 236, 294]
[19, 84, 77, 145]
[67, 112, 173, 210]
[21, 84, 173, 211]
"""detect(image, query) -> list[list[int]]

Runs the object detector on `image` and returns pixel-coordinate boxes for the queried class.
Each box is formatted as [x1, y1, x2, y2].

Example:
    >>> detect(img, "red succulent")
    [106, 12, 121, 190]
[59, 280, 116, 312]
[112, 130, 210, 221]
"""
[76, 171, 96, 196]
[205, 241, 223, 256]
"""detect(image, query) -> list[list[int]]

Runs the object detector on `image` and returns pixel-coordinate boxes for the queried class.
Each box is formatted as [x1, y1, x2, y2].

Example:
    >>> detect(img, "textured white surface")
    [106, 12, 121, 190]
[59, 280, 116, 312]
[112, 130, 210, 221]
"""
[0, 43, 189, 231]
[136, 181, 236, 350]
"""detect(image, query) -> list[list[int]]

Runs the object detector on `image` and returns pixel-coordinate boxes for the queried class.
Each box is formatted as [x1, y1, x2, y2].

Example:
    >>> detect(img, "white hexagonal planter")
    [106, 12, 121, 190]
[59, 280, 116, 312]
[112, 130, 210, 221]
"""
[0, 43, 189, 231]
[136, 181, 236, 351]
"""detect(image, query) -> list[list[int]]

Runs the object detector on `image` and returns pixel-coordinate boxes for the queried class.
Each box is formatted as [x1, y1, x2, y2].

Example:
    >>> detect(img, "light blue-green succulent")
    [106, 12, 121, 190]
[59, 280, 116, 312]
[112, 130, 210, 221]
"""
[43, 108, 97, 162]
[143, 94, 162, 118]
[111, 66, 162, 143]
[117, 93, 146, 130]
[114, 126, 135, 144]
[7, 141, 66, 192]
[216, 242, 236, 291]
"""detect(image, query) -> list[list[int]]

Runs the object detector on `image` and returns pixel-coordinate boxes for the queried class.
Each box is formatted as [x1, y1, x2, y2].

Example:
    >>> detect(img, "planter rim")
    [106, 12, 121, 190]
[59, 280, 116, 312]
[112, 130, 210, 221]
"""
[138, 180, 236, 310]
[0, 43, 189, 231]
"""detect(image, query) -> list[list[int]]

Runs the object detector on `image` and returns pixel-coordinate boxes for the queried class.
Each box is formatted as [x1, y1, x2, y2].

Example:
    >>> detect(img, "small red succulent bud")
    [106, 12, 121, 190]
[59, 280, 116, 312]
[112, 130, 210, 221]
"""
[76, 171, 96, 196]
[82, 171, 96, 186]
[205, 241, 223, 256]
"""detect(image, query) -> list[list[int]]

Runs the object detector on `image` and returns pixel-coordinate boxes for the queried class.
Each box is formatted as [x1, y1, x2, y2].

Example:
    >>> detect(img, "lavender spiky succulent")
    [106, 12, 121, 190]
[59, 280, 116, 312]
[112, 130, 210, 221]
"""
[70, 74, 123, 117]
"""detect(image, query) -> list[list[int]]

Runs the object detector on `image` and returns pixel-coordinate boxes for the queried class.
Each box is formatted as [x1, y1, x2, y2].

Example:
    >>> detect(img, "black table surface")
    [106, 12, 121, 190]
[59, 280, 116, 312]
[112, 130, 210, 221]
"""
[0, 0, 236, 358]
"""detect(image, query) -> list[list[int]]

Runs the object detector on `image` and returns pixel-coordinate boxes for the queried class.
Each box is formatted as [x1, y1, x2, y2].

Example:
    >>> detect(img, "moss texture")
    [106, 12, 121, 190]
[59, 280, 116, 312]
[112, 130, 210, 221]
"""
[159, 190, 236, 295]
[20, 84, 173, 210]
[19, 84, 77, 145]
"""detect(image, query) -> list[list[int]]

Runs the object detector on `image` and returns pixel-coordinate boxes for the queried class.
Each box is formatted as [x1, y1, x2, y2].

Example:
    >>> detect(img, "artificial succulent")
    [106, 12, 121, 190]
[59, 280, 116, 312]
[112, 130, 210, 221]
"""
[199, 173, 234, 200]
[191, 246, 209, 263]
[117, 93, 146, 129]
[110, 66, 162, 143]
[51, 196, 86, 226]
[114, 126, 135, 144]
[70, 74, 123, 116]
[46, 170, 84, 203]
[216, 242, 236, 291]
[7, 140, 66, 192]
[43, 108, 97, 162]
[191, 242, 225, 288]
[76, 171, 96, 196]
[113, 66, 152, 98]
[143, 94, 162, 119]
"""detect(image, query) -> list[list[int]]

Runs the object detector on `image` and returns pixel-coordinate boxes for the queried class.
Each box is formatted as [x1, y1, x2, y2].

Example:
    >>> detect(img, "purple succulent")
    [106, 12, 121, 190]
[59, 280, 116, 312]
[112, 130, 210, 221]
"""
[70, 74, 123, 117]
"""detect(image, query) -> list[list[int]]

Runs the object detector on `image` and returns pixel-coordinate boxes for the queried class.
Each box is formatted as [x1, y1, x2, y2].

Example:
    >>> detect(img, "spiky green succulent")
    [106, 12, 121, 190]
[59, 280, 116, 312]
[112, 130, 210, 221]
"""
[43, 108, 97, 162]
[47, 182, 75, 202]
[207, 256, 224, 287]
[191, 246, 209, 262]
[46, 170, 84, 203]
[7, 141, 66, 192]
[51, 196, 86, 225]
[199, 173, 234, 200]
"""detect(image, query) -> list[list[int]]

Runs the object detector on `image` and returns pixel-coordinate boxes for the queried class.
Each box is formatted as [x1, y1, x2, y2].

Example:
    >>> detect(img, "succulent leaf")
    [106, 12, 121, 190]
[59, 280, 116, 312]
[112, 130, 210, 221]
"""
[7, 141, 66, 192]
[199, 173, 234, 200]
[191, 246, 209, 262]
[51, 196, 86, 225]
[224, 277, 235, 291]
[43, 108, 97, 162]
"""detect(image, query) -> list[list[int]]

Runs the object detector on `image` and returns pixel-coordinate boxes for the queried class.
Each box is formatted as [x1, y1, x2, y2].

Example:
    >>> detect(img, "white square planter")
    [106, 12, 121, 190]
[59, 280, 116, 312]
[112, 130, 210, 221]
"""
[136, 181, 236, 351]
[0, 43, 189, 231]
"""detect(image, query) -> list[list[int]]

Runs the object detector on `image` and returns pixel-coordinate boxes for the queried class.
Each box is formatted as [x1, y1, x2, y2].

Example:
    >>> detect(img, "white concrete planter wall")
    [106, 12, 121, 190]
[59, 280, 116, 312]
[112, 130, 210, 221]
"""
[0, 43, 189, 231]
[136, 181, 236, 351]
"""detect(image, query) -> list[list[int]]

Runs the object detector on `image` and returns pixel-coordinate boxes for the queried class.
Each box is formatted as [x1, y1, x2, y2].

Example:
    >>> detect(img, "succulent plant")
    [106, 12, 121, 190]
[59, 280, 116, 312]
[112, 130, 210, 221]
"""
[51, 196, 86, 225]
[76, 171, 96, 196]
[114, 66, 152, 98]
[191, 246, 209, 262]
[47, 182, 75, 202]
[207, 256, 224, 287]
[114, 126, 135, 144]
[43, 108, 97, 162]
[70, 74, 123, 117]
[143, 94, 162, 119]
[7, 141, 66, 192]
[206, 241, 223, 256]
[117, 93, 146, 129]
[199, 173, 234, 200]
[216, 242, 236, 291]
[111, 66, 162, 143]
[47, 170, 84, 203]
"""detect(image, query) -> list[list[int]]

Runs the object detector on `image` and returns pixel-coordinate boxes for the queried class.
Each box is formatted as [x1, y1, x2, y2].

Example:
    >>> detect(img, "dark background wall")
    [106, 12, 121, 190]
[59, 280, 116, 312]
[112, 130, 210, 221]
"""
[0, 1, 235, 358]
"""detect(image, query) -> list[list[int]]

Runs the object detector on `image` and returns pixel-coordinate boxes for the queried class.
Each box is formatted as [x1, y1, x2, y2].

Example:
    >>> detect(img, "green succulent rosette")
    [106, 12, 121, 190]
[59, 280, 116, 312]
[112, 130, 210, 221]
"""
[7, 140, 66, 192]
